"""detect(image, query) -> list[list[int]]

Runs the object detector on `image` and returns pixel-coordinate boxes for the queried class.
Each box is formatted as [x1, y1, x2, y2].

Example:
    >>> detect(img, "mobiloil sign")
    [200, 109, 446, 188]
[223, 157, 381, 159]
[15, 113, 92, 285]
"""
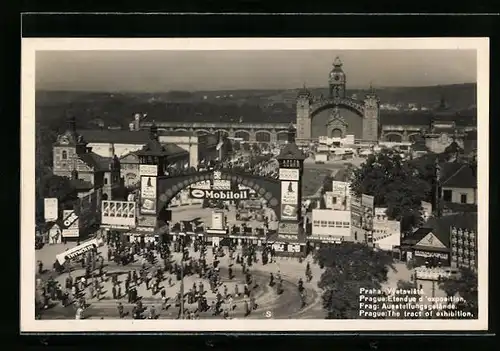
[189, 189, 250, 200]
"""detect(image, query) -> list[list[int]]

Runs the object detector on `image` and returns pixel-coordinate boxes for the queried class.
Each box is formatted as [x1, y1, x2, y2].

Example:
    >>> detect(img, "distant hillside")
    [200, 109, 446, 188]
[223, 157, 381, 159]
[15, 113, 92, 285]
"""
[270, 83, 476, 110]
[35, 83, 476, 128]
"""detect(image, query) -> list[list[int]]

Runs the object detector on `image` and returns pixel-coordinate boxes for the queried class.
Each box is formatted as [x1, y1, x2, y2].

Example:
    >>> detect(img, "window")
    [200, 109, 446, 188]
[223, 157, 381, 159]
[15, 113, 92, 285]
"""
[442, 189, 452, 202]
[62, 150, 67, 160]
[343, 222, 350, 228]
[104, 177, 108, 185]
[335, 221, 342, 227]
[320, 221, 328, 227]
[354, 231, 358, 241]
[460, 194, 468, 204]
[327, 221, 335, 227]
[313, 220, 320, 227]
[332, 197, 337, 204]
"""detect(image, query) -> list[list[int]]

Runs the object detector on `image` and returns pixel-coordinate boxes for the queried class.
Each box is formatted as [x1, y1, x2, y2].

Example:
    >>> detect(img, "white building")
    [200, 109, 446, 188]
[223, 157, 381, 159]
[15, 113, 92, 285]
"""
[311, 209, 351, 241]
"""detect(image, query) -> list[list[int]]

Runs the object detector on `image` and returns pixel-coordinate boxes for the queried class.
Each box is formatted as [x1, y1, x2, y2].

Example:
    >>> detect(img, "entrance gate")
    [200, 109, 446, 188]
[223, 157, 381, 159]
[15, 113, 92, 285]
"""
[157, 169, 281, 216]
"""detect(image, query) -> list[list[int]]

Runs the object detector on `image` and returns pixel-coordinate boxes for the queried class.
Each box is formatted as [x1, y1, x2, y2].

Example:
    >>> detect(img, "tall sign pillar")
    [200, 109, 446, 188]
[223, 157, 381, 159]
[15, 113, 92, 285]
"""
[135, 123, 171, 235]
[276, 124, 306, 249]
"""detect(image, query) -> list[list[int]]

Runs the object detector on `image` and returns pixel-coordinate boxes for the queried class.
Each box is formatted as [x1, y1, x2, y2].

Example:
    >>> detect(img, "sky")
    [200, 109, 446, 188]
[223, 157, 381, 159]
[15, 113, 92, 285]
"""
[35, 50, 477, 92]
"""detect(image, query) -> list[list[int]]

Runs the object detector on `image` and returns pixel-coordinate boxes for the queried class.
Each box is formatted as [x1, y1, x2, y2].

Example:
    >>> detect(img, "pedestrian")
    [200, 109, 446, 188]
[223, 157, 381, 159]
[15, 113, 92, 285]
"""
[117, 302, 124, 318]
[89, 284, 94, 299]
[117, 284, 122, 299]
[112, 284, 117, 299]
[75, 306, 84, 320]
[149, 305, 156, 319]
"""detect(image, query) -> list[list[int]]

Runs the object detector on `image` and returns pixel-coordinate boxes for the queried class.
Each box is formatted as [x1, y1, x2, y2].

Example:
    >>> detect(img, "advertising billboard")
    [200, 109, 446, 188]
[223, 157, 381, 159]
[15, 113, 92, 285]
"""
[56, 238, 100, 265]
[350, 194, 362, 228]
[101, 201, 136, 227]
[61, 209, 79, 238]
[211, 211, 224, 230]
[332, 181, 349, 198]
[361, 194, 375, 231]
[44, 198, 58, 222]
[213, 171, 231, 190]
[279, 169, 300, 181]
[137, 214, 157, 228]
[140, 176, 157, 214]
[191, 180, 211, 190]
[139, 164, 158, 177]
[189, 188, 249, 200]
[281, 181, 299, 221]
[324, 192, 334, 209]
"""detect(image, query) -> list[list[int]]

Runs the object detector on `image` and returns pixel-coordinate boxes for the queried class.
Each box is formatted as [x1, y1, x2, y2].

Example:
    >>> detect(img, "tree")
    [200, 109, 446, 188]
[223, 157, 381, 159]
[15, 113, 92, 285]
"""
[316, 243, 394, 319]
[439, 268, 478, 318]
[351, 149, 431, 232]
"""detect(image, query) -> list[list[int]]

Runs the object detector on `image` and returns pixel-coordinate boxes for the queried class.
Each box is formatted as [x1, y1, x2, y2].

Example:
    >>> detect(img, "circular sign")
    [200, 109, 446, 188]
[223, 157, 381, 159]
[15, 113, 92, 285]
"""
[190, 189, 205, 199]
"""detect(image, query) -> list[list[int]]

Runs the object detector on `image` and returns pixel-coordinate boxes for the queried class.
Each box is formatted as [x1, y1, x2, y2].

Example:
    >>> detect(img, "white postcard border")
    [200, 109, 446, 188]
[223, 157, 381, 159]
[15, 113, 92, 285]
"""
[21, 37, 489, 332]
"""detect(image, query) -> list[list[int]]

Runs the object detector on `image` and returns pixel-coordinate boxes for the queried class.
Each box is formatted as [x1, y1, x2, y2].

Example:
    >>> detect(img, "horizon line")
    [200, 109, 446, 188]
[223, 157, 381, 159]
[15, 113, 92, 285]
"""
[35, 82, 477, 94]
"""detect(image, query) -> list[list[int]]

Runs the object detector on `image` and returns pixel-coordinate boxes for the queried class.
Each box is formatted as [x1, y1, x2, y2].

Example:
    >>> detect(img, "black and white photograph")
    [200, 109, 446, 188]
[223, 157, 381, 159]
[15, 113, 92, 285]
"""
[21, 38, 488, 332]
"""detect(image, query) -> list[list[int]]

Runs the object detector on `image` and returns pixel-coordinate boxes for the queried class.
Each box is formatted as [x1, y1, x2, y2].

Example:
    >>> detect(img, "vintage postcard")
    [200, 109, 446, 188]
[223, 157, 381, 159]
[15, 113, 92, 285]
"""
[21, 38, 489, 332]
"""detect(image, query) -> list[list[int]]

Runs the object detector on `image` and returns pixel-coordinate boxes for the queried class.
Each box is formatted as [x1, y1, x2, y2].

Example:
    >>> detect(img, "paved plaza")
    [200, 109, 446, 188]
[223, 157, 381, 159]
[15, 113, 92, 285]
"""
[37, 242, 325, 320]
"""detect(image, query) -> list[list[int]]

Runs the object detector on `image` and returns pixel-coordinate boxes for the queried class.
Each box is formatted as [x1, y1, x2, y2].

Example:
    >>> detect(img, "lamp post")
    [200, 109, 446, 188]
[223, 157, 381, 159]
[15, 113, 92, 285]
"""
[180, 257, 184, 319]
[179, 236, 185, 319]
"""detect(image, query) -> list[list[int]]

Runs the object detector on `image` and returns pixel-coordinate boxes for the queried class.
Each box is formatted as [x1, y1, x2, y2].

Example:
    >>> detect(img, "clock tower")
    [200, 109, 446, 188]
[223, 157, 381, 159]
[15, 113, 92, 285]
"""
[329, 56, 346, 99]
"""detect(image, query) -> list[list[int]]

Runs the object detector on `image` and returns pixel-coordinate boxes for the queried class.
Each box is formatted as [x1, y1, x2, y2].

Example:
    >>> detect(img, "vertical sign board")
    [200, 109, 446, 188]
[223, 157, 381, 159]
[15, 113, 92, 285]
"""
[361, 194, 375, 231]
[350, 194, 363, 228]
[212, 211, 224, 230]
[280, 181, 299, 221]
[61, 209, 79, 238]
[44, 198, 58, 222]
[140, 176, 157, 215]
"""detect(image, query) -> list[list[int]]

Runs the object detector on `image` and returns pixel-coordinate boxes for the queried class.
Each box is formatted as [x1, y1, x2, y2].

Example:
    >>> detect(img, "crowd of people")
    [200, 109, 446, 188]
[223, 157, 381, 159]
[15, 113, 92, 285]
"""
[35, 232, 313, 320]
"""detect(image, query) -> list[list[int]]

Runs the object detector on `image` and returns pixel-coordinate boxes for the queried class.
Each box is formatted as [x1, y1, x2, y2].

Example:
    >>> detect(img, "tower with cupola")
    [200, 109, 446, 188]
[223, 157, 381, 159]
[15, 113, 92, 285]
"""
[295, 84, 312, 141]
[53, 115, 88, 177]
[362, 84, 380, 141]
[329, 56, 347, 99]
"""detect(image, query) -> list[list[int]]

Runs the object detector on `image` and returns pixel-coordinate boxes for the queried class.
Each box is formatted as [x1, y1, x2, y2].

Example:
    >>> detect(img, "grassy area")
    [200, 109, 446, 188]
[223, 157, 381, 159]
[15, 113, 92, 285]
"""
[302, 168, 333, 197]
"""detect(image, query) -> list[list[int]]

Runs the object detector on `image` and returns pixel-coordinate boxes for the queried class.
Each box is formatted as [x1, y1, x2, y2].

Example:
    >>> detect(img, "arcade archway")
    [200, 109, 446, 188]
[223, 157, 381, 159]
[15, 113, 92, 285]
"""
[255, 131, 271, 143]
[309, 99, 365, 139]
[234, 130, 250, 141]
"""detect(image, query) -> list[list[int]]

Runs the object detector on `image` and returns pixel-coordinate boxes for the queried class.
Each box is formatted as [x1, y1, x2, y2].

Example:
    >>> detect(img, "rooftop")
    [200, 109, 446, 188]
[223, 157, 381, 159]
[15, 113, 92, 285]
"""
[78, 129, 150, 144]
[407, 226, 450, 249]
[78, 152, 112, 171]
[441, 163, 477, 189]
[425, 212, 477, 239]
[379, 112, 476, 127]
[161, 143, 189, 156]
[70, 178, 94, 191]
